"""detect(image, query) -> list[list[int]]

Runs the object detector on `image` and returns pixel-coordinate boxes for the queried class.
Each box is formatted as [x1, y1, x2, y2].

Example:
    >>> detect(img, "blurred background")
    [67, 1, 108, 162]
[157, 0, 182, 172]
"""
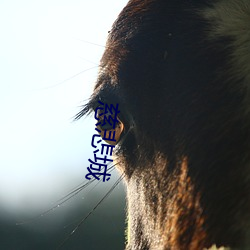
[0, 0, 128, 249]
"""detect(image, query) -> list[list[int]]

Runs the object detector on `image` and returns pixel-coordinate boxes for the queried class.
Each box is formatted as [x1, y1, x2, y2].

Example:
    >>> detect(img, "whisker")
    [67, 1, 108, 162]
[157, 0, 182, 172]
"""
[82, 164, 117, 195]
[16, 163, 117, 226]
[56, 171, 125, 250]
[60, 163, 119, 230]
[75, 39, 106, 48]
[15, 178, 95, 226]
[76, 38, 127, 66]
[54, 163, 117, 206]
[78, 57, 100, 66]
[32, 66, 98, 91]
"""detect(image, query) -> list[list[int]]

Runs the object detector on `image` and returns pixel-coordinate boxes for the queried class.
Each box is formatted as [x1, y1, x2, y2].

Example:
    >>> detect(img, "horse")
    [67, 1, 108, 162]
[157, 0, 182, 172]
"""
[77, 0, 250, 249]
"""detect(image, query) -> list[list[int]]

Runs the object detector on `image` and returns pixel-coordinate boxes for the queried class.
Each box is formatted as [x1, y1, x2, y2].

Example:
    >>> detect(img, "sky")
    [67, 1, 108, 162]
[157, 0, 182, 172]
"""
[0, 0, 128, 213]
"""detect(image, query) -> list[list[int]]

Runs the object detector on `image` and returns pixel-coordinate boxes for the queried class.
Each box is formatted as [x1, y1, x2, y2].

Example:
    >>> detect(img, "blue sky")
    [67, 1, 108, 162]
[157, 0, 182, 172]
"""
[0, 0, 127, 213]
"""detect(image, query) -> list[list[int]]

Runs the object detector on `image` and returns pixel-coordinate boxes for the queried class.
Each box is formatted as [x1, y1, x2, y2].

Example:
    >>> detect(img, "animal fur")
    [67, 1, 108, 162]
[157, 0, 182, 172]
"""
[78, 0, 250, 249]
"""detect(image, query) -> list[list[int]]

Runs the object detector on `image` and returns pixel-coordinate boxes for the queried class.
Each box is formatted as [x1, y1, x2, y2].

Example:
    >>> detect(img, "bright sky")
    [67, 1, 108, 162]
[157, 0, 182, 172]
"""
[0, 0, 127, 212]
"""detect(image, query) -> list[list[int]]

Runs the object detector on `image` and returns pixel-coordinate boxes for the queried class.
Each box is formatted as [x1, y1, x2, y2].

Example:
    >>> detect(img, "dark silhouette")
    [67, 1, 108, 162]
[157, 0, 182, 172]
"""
[79, 0, 250, 249]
